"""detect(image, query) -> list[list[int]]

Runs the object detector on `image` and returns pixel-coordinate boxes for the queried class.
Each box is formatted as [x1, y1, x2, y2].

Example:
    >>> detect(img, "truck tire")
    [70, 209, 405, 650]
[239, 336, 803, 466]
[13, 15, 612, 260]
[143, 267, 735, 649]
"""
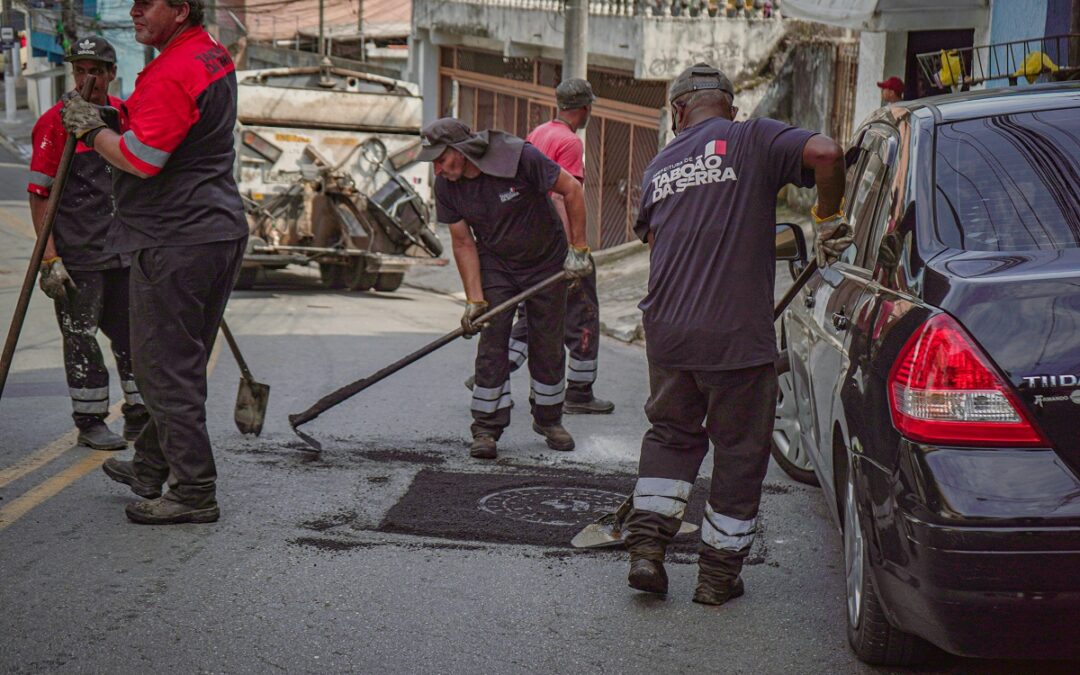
[374, 272, 404, 292]
[235, 267, 258, 290]
[319, 263, 346, 290]
[346, 258, 377, 291]
[419, 228, 444, 257]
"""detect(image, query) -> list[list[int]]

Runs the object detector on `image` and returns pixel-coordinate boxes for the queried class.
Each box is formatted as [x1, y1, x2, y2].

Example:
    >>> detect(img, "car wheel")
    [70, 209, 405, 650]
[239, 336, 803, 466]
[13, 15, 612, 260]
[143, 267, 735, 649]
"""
[843, 458, 931, 666]
[771, 351, 819, 486]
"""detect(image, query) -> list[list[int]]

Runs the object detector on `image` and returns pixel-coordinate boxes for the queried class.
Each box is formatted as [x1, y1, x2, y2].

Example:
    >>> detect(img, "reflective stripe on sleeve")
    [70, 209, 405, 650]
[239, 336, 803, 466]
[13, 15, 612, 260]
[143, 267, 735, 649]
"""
[530, 378, 565, 406]
[122, 130, 171, 169]
[633, 477, 692, 518]
[29, 171, 55, 188]
[471, 381, 512, 414]
[700, 504, 756, 552]
[567, 357, 597, 383]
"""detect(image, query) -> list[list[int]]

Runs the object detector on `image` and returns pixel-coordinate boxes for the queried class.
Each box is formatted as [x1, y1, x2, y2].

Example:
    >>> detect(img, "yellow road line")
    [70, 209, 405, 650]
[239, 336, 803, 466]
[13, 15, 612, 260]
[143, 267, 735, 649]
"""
[0, 450, 114, 531]
[0, 405, 121, 489]
[0, 330, 228, 531]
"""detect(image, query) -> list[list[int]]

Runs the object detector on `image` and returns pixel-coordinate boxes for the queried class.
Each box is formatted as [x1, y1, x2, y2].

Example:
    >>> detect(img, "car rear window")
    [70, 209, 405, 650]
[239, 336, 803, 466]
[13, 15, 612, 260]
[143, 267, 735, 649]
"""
[934, 107, 1080, 251]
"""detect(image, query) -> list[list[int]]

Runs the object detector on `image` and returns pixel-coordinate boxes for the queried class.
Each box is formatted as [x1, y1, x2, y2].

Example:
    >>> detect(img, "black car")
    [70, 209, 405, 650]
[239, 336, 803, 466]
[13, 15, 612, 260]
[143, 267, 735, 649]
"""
[773, 83, 1080, 666]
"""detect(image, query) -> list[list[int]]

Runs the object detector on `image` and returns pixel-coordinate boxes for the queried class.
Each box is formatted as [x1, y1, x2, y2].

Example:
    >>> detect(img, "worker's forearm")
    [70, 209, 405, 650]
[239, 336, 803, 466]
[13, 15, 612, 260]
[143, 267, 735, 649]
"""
[28, 194, 58, 260]
[551, 193, 571, 240]
[451, 239, 485, 302]
[563, 189, 588, 249]
[91, 130, 152, 179]
[814, 158, 846, 217]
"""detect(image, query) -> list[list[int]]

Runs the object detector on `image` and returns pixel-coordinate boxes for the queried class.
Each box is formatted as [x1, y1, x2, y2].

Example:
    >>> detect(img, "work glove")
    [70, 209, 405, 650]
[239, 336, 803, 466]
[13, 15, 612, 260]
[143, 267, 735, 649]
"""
[60, 92, 107, 143]
[39, 257, 76, 303]
[461, 300, 489, 338]
[811, 201, 853, 268]
[563, 245, 593, 279]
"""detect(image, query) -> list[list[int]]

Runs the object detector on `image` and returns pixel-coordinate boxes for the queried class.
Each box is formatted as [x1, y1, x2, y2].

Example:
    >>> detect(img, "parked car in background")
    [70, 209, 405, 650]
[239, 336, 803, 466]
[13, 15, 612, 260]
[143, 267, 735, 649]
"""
[773, 83, 1080, 666]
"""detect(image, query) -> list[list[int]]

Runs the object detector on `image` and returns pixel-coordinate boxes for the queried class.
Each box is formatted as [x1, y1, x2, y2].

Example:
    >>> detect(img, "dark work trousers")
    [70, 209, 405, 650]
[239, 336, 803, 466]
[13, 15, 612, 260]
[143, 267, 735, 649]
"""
[129, 237, 246, 508]
[624, 362, 777, 580]
[471, 262, 568, 439]
[507, 266, 600, 402]
[53, 266, 146, 429]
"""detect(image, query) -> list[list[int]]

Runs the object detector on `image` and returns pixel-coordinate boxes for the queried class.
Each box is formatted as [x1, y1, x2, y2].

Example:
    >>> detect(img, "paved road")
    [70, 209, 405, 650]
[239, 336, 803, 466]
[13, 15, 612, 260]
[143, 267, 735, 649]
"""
[0, 145, 1072, 674]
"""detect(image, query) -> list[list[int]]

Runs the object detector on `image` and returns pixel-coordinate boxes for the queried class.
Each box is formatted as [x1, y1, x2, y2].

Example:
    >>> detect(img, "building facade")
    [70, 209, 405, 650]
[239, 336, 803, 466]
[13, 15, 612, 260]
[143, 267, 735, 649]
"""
[410, 0, 787, 249]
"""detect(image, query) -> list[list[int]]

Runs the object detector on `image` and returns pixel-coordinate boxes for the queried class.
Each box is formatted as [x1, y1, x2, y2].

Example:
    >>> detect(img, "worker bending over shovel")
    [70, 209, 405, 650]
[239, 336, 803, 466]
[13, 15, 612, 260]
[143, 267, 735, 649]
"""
[419, 118, 592, 460]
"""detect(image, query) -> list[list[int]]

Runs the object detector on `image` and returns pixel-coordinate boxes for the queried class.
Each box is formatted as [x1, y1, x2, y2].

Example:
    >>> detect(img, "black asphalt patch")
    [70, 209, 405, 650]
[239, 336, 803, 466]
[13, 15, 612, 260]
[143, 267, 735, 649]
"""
[377, 468, 749, 560]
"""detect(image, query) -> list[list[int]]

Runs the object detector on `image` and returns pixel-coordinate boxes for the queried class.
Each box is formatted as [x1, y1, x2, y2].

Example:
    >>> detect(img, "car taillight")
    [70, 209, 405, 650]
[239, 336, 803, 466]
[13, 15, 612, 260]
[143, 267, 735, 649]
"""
[887, 313, 1048, 447]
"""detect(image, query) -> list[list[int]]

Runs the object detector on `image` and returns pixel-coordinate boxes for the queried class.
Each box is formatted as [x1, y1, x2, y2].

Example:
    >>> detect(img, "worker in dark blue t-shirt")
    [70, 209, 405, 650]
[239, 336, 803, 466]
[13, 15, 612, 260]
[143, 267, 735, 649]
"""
[624, 64, 851, 605]
[419, 118, 592, 460]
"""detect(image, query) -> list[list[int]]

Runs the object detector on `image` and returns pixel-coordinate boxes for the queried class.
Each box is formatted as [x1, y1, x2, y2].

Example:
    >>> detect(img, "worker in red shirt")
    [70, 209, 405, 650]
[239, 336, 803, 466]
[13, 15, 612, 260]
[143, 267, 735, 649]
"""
[496, 78, 614, 414]
[61, 0, 248, 525]
[29, 36, 148, 451]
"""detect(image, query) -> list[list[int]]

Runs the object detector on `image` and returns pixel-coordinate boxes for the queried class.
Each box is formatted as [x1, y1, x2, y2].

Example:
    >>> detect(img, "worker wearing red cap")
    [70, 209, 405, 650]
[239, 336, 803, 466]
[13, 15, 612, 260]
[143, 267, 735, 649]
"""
[877, 76, 904, 104]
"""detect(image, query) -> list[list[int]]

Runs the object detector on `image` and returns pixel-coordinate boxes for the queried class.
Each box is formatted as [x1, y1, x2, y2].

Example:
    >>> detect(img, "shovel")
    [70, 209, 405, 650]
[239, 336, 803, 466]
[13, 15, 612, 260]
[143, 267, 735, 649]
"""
[571, 258, 822, 548]
[289, 269, 572, 451]
[220, 319, 270, 436]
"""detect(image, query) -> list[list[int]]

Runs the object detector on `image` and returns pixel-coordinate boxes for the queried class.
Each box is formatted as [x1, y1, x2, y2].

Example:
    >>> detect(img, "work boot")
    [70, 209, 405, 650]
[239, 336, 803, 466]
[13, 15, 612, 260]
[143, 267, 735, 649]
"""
[693, 575, 745, 606]
[469, 434, 498, 460]
[531, 422, 575, 451]
[627, 558, 668, 595]
[101, 458, 163, 499]
[77, 422, 127, 451]
[694, 546, 746, 606]
[564, 396, 615, 415]
[125, 494, 220, 525]
[122, 413, 150, 442]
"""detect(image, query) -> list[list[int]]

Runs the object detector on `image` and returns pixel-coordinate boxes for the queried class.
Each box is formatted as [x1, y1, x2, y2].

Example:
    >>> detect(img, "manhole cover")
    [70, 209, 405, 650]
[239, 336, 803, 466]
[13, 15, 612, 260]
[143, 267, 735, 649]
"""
[478, 487, 627, 526]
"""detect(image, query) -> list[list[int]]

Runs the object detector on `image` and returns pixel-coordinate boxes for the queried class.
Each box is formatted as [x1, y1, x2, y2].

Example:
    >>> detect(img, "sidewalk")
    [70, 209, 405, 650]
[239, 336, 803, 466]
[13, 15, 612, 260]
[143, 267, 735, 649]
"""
[0, 81, 36, 162]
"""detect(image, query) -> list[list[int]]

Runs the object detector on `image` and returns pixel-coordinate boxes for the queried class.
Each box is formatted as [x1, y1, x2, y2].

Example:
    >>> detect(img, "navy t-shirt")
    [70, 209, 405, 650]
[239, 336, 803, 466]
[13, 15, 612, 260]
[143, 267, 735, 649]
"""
[634, 116, 816, 370]
[435, 143, 566, 274]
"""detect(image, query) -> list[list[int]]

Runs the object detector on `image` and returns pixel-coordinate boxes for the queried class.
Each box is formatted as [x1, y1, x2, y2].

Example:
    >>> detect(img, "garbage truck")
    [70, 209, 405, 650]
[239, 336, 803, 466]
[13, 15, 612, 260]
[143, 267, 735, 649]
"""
[233, 60, 445, 291]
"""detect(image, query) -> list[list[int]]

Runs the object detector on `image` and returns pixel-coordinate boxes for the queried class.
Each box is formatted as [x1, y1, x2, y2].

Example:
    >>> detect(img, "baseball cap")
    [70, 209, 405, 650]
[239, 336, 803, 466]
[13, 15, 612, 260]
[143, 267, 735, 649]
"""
[418, 118, 478, 163]
[669, 63, 733, 105]
[64, 36, 117, 64]
[876, 76, 904, 95]
[556, 78, 595, 110]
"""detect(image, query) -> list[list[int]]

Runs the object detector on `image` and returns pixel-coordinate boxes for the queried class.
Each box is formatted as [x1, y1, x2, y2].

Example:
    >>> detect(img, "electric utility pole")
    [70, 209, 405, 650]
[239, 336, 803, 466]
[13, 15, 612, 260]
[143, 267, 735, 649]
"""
[563, 0, 587, 82]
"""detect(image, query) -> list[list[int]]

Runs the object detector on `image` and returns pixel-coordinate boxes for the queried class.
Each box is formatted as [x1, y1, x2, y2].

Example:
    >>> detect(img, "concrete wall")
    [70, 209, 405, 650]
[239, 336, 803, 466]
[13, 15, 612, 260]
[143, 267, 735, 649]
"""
[412, 0, 785, 82]
[853, 31, 885, 131]
[990, 0, 1050, 46]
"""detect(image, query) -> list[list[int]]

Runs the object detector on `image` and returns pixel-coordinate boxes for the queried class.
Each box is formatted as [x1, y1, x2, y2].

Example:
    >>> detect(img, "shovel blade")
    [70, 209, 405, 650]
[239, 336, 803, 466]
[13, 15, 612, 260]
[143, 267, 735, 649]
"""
[235, 378, 270, 436]
[570, 497, 700, 549]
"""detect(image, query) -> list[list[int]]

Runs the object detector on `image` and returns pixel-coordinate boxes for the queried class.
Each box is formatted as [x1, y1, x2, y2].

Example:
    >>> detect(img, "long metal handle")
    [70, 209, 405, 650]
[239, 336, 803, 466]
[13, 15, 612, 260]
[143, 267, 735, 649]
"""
[0, 77, 97, 399]
[289, 270, 571, 429]
[220, 319, 256, 383]
[774, 260, 819, 321]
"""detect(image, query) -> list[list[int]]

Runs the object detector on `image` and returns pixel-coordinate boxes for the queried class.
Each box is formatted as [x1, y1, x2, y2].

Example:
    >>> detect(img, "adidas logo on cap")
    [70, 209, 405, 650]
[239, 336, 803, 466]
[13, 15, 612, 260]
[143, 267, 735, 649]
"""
[77, 39, 95, 54]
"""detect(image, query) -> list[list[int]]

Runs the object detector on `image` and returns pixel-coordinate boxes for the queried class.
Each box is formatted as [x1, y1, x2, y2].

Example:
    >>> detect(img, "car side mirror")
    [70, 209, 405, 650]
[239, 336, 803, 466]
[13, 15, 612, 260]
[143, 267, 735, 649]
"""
[775, 222, 807, 262]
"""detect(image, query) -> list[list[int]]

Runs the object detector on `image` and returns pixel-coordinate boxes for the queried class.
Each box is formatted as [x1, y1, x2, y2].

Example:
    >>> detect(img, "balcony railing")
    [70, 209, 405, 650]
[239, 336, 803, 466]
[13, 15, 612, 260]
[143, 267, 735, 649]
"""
[431, 0, 782, 19]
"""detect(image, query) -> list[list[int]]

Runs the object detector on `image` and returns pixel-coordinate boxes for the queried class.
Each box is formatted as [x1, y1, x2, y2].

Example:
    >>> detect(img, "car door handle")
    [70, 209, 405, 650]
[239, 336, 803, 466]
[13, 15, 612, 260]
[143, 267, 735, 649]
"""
[803, 289, 815, 308]
[832, 311, 849, 331]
